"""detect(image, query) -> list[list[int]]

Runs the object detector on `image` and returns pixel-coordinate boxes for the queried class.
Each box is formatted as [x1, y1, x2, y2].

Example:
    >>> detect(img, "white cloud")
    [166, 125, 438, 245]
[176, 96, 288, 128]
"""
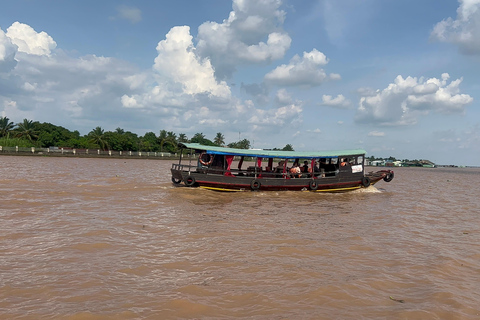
[116, 5, 142, 24]
[196, 0, 291, 79]
[248, 102, 303, 128]
[264, 49, 340, 86]
[121, 95, 141, 108]
[368, 131, 385, 137]
[6, 22, 56, 56]
[320, 94, 351, 109]
[0, 27, 18, 72]
[0, 23, 143, 132]
[355, 73, 473, 126]
[431, 0, 480, 54]
[153, 26, 231, 99]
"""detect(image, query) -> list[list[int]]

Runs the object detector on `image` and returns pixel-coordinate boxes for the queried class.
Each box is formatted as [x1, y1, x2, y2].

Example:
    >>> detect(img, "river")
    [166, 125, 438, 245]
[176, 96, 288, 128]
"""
[0, 156, 479, 319]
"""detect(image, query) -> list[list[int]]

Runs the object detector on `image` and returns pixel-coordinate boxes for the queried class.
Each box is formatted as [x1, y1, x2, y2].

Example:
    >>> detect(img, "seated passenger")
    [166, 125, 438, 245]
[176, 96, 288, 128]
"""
[275, 161, 285, 173]
[290, 164, 301, 178]
[309, 160, 320, 174]
[302, 161, 309, 173]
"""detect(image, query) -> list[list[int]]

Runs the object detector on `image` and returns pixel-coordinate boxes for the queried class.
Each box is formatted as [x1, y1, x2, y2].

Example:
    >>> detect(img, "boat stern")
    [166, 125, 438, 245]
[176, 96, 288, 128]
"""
[365, 169, 394, 185]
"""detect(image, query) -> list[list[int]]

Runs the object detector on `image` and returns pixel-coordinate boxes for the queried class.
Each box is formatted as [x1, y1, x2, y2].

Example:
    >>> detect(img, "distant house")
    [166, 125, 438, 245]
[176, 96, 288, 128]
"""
[385, 160, 394, 167]
[420, 160, 436, 168]
[368, 160, 385, 166]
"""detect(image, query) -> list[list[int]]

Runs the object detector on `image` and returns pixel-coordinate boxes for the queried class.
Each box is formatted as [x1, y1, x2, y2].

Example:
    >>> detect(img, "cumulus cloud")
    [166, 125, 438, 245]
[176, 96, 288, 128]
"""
[0, 27, 18, 72]
[153, 26, 231, 99]
[196, 0, 291, 79]
[431, 0, 480, 54]
[355, 73, 473, 126]
[0, 13, 305, 140]
[6, 22, 56, 56]
[0, 22, 145, 131]
[248, 96, 303, 129]
[320, 94, 351, 109]
[264, 49, 340, 86]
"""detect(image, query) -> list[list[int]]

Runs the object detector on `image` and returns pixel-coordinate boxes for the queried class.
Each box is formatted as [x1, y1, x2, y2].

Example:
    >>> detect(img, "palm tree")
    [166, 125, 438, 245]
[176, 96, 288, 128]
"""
[178, 133, 188, 143]
[0, 116, 15, 137]
[158, 130, 177, 152]
[214, 132, 225, 146]
[88, 126, 109, 150]
[15, 119, 39, 141]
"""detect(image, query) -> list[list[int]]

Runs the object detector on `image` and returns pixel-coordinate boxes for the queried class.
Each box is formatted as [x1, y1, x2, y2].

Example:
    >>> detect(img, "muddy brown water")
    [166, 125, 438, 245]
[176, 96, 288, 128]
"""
[1, 156, 479, 319]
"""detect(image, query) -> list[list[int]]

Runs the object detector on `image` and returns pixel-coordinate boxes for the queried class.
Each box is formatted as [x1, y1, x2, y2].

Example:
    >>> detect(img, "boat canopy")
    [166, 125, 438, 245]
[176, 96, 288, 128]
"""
[179, 143, 366, 159]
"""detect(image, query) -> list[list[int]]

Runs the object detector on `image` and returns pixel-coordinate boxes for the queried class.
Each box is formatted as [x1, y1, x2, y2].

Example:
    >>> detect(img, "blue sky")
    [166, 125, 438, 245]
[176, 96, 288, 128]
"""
[1, 0, 479, 166]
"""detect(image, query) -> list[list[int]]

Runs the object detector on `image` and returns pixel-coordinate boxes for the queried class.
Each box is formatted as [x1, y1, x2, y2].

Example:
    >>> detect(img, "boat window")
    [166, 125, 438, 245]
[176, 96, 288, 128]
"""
[357, 156, 363, 165]
[331, 158, 338, 165]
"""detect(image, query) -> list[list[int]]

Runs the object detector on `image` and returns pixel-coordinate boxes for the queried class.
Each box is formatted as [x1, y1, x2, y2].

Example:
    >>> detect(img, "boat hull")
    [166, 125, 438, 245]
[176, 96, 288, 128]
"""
[171, 168, 393, 192]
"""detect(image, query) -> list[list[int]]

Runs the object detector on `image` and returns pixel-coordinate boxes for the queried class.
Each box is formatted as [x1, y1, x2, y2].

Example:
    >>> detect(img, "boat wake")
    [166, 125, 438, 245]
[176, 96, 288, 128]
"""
[352, 185, 382, 193]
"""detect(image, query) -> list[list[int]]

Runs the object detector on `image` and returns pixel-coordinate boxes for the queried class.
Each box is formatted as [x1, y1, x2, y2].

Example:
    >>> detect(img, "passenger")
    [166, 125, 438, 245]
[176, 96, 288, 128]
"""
[275, 160, 285, 173]
[302, 161, 309, 173]
[319, 158, 327, 170]
[340, 158, 348, 166]
[309, 160, 319, 173]
[290, 164, 301, 178]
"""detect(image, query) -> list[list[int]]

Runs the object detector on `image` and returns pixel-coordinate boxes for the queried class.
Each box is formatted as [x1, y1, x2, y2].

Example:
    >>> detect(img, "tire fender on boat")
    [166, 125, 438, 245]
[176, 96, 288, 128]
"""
[171, 176, 182, 184]
[250, 179, 261, 191]
[361, 176, 371, 188]
[309, 179, 319, 191]
[383, 171, 394, 182]
[185, 175, 196, 187]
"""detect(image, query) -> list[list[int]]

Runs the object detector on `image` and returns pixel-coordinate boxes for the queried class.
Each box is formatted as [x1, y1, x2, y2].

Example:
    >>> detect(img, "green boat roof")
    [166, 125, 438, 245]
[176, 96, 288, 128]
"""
[179, 143, 366, 159]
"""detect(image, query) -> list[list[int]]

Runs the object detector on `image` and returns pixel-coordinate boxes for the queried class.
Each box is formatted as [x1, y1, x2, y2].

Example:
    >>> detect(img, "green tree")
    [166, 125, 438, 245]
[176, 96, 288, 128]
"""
[64, 136, 92, 149]
[178, 133, 188, 143]
[213, 132, 225, 146]
[158, 130, 177, 152]
[15, 119, 39, 141]
[104, 129, 139, 151]
[35, 122, 79, 147]
[191, 132, 215, 146]
[88, 126, 109, 150]
[140, 132, 159, 151]
[228, 138, 250, 149]
[282, 144, 294, 151]
[0, 116, 15, 137]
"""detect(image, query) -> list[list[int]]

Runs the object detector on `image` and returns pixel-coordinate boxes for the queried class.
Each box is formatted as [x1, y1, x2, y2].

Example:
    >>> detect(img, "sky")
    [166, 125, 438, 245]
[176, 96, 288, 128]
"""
[1, 0, 479, 166]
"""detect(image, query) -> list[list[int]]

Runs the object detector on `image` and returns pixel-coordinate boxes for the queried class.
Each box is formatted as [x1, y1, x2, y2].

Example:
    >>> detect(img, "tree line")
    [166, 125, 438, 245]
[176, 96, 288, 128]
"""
[0, 116, 293, 153]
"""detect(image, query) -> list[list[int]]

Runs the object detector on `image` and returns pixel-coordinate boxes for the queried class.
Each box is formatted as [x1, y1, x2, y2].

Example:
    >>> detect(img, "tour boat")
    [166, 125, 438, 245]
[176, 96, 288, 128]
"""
[171, 143, 394, 192]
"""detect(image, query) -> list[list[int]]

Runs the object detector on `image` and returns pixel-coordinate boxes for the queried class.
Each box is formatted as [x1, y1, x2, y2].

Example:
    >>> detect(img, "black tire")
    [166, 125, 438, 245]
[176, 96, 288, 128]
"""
[250, 179, 261, 191]
[309, 179, 319, 191]
[383, 171, 394, 182]
[171, 176, 182, 184]
[185, 175, 196, 187]
[361, 176, 371, 188]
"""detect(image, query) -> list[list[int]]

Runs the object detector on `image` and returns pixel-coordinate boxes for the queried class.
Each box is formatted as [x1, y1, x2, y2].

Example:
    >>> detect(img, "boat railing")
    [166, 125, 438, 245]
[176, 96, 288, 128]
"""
[172, 163, 339, 178]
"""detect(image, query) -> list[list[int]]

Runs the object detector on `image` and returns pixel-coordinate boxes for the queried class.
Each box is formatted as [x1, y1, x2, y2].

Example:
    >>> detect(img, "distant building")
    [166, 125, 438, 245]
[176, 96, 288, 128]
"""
[368, 160, 385, 166]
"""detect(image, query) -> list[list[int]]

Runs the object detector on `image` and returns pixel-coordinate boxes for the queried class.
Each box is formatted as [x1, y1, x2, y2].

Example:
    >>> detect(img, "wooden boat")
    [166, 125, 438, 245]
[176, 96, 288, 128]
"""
[171, 143, 394, 192]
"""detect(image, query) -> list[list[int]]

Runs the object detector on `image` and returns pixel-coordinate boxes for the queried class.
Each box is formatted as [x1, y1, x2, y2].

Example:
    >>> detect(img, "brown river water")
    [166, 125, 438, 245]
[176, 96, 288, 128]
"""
[0, 156, 479, 319]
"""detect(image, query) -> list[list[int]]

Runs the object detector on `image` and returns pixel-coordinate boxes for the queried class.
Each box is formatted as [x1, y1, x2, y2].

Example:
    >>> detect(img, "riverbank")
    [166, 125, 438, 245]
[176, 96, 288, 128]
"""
[0, 147, 180, 160]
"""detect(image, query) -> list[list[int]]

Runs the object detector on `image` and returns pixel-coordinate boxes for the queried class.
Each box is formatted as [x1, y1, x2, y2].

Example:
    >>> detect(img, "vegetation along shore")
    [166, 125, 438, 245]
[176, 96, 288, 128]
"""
[0, 116, 451, 166]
